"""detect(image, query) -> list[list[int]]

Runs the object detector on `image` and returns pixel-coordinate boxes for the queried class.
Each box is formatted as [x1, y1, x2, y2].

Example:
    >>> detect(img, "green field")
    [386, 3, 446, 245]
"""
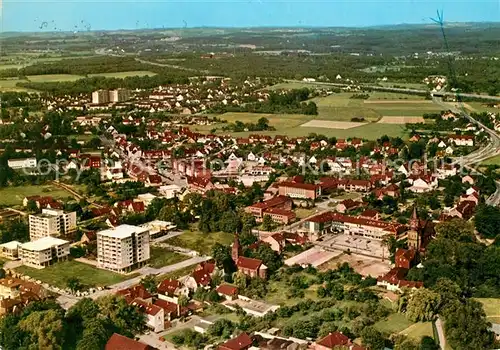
[374, 313, 414, 335]
[156, 263, 200, 281]
[465, 102, 500, 114]
[167, 229, 234, 255]
[192, 110, 408, 140]
[149, 247, 189, 268]
[88, 70, 157, 78]
[475, 298, 500, 318]
[399, 322, 434, 340]
[0, 78, 31, 92]
[0, 185, 74, 207]
[16, 260, 134, 288]
[27, 74, 84, 83]
[480, 155, 500, 166]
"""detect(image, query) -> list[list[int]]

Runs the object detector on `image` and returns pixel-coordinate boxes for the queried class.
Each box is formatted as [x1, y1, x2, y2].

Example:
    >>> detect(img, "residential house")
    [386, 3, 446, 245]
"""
[105, 333, 153, 350]
[130, 298, 164, 333]
[216, 284, 239, 301]
[157, 279, 189, 303]
[218, 332, 253, 350]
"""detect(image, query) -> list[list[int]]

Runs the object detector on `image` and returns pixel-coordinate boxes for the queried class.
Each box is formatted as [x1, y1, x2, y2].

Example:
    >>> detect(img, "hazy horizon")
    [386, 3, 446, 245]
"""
[2, 0, 499, 33]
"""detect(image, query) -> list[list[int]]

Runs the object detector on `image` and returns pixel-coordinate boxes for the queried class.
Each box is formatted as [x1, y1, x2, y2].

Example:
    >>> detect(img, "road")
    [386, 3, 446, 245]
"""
[433, 97, 500, 206]
[290, 79, 500, 102]
[57, 255, 210, 309]
[435, 317, 447, 350]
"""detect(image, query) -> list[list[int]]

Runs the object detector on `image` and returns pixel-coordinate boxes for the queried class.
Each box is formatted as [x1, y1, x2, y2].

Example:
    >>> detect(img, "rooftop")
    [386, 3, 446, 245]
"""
[20, 236, 69, 251]
[0, 240, 21, 250]
[98, 224, 149, 239]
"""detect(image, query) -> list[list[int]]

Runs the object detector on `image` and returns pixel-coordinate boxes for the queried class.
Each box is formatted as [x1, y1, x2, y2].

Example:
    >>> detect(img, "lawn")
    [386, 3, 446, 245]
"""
[27, 74, 84, 83]
[149, 247, 189, 268]
[399, 322, 434, 340]
[156, 263, 200, 281]
[0, 185, 74, 207]
[480, 154, 500, 166]
[374, 313, 414, 335]
[88, 71, 157, 78]
[167, 229, 234, 255]
[294, 208, 319, 219]
[475, 298, 500, 317]
[15, 260, 134, 288]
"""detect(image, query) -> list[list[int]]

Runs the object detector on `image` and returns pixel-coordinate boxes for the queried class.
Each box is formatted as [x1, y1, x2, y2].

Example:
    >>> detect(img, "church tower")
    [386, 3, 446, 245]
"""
[407, 206, 420, 250]
[231, 233, 241, 262]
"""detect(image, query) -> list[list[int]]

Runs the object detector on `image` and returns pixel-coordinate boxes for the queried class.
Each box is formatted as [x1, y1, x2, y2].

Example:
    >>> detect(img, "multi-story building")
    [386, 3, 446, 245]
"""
[278, 181, 321, 200]
[91, 89, 110, 104]
[28, 209, 77, 241]
[303, 211, 405, 240]
[109, 88, 131, 102]
[18, 236, 69, 269]
[97, 224, 150, 273]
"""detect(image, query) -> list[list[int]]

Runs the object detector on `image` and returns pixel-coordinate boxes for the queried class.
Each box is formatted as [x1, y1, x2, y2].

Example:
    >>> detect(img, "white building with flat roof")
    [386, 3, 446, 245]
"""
[19, 236, 69, 269]
[97, 224, 150, 273]
[7, 158, 37, 169]
[92, 89, 110, 104]
[0, 241, 21, 259]
[29, 208, 77, 241]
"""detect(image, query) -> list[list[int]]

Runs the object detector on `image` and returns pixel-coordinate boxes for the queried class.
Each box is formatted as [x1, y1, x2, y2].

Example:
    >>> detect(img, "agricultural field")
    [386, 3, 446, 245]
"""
[88, 70, 157, 78]
[16, 260, 135, 289]
[198, 112, 407, 140]
[27, 74, 84, 83]
[464, 102, 500, 114]
[0, 185, 74, 207]
[0, 78, 31, 92]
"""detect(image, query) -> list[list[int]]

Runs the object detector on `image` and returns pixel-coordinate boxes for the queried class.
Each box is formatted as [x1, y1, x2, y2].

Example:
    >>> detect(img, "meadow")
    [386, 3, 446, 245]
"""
[16, 261, 135, 288]
[27, 74, 84, 83]
[0, 185, 74, 207]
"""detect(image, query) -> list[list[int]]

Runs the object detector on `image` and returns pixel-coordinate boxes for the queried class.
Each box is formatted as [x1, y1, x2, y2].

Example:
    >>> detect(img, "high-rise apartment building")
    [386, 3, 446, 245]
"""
[109, 88, 131, 102]
[28, 209, 77, 241]
[97, 224, 150, 273]
[91, 89, 110, 104]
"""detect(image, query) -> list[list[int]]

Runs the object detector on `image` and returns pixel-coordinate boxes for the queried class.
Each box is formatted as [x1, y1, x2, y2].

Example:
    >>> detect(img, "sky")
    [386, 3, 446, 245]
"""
[1, 0, 499, 32]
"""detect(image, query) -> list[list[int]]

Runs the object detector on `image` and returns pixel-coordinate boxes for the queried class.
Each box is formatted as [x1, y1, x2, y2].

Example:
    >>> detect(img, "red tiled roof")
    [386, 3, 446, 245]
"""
[218, 332, 253, 350]
[236, 256, 263, 271]
[278, 181, 320, 191]
[105, 333, 152, 350]
[248, 195, 290, 210]
[116, 285, 152, 303]
[216, 284, 239, 296]
[131, 298, 162, 316]
[316, 332, 351, 348]
[157, 279, 180, 296]
[192, 269, 211, 286]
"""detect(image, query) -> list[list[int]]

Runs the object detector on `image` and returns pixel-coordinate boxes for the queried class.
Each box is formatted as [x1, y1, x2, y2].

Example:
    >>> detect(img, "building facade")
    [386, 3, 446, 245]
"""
[28, 209, 77, 241]
[19, 237, 69, 269]
[7, 158, 37, 169]
[97, 225, 150, 273]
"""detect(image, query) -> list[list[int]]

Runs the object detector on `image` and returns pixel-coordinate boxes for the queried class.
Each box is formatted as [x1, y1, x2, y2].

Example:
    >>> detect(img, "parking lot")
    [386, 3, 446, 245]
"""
[317, 233, 386, 258]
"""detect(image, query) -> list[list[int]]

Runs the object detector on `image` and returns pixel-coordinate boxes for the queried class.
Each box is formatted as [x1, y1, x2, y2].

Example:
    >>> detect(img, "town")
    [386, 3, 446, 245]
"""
[0, 18, 500, 350]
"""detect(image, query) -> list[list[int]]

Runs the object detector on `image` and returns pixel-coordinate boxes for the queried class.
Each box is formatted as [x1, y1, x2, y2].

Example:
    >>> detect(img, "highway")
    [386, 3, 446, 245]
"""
[433, 97, 500, 206]
[288, 79, 500, 102]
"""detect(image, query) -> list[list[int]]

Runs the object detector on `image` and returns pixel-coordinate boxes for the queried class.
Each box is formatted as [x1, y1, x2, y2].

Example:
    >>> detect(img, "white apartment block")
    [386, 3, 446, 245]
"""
[29, 209, 77, 241]
[97, 224, 150, 273]
[7, 158, 37, 169]
[19, 236, 70, 269]
[92, 89, 110, 104]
